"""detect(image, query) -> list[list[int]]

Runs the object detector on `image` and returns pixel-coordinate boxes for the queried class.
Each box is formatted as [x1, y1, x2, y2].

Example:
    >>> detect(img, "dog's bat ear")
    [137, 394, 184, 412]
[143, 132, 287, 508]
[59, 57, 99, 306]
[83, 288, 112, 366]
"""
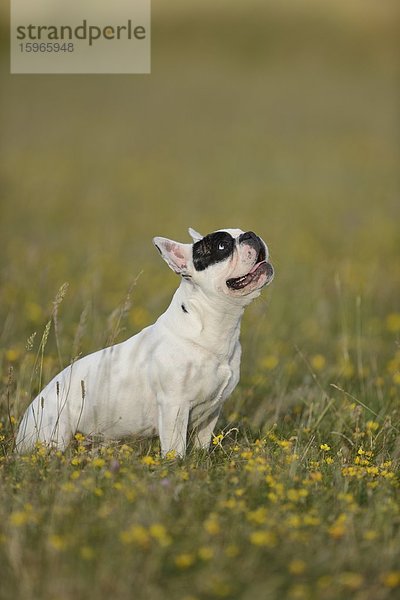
[188, 228, 203, 243]
[153, 237, 192, 276]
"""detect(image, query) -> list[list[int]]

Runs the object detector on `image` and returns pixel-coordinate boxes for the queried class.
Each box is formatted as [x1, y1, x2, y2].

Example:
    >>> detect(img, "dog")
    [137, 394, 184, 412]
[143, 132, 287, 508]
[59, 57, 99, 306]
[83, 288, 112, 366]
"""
[15, 228, 274, 456]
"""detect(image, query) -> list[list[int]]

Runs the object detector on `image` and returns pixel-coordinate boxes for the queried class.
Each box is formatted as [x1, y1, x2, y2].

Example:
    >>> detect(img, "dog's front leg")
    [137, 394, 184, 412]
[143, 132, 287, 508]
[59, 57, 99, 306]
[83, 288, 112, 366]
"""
[157, 399, 189, 458]
[192, 409, 221, 450]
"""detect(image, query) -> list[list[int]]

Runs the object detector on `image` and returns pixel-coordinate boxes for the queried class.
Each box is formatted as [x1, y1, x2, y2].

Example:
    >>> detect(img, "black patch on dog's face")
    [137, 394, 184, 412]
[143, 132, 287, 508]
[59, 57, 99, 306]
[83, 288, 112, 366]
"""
[192, 232, 235, 272]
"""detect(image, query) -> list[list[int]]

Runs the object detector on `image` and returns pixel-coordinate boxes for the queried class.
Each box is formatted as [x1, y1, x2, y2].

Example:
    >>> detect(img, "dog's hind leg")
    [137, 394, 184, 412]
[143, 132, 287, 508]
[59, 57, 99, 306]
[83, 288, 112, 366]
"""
[15, 399, 71, 453]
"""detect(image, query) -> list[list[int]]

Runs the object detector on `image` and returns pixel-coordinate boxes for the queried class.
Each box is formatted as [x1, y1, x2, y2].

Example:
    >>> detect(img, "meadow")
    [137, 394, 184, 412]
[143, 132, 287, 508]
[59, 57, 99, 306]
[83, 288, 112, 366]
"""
[0, 1, 399, 598]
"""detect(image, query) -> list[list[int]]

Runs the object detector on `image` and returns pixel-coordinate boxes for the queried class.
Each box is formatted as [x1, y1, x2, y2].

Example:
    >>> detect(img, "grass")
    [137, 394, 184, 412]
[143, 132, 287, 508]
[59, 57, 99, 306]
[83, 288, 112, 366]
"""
[0, 1, 399, 598]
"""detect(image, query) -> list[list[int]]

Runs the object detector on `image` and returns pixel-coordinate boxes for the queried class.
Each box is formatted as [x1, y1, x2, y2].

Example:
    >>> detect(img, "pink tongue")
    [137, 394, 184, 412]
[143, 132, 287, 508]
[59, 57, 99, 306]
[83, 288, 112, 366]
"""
[249, 260, 264, 274]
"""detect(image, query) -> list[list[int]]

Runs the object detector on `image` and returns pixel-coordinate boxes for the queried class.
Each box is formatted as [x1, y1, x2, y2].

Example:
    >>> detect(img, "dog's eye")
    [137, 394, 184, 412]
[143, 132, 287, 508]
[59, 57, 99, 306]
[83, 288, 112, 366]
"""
[218, 243, 225, 251]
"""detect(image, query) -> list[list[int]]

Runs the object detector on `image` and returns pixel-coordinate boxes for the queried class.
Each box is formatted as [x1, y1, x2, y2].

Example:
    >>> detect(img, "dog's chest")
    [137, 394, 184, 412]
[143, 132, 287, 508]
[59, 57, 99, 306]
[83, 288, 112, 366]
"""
[187, 355, 238, 427]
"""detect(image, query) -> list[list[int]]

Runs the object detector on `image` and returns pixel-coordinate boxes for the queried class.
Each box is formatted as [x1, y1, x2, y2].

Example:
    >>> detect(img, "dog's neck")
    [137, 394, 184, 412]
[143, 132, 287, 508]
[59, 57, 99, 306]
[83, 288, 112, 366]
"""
[158, 279, 247, 359]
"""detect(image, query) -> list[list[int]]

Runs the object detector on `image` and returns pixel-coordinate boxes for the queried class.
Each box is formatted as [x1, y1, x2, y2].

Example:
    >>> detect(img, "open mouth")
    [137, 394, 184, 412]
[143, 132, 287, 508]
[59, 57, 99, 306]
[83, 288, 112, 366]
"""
[226, 247, 274, 291]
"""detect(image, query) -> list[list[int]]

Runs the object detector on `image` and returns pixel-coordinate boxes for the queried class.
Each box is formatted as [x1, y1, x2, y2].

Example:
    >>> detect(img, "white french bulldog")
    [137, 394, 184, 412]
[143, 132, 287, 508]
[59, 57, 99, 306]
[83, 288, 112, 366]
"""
[16, 228, 274, 457]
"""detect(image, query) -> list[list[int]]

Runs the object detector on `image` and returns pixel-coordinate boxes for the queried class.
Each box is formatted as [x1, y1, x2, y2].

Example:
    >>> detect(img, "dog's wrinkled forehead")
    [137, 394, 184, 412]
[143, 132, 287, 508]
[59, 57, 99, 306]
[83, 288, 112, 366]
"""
[192, 230, 242, 272]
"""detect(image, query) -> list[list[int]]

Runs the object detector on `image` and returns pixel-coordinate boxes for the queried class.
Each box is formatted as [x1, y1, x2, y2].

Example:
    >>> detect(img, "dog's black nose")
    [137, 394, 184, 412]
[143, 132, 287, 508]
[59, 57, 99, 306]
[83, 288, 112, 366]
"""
[239, 231, 258, 244]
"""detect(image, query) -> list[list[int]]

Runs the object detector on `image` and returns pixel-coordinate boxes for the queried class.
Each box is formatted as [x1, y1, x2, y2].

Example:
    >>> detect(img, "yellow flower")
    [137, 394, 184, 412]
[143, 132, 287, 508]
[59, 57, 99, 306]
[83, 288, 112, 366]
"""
[363, 530, 378, 541]
[380, 469, 396, 480]
[247, 507, 268, 524]
[260, 355, 279, 370]
[220, 498, 237, 510]
[277, 439, 292, 451]
[224, 544, 239, 558]
[204, 514, 220, 535]
[198, 546, 214, 561]
[165, 450, 177, 460]
[119, 444, 133, 455]
[174, 553, 195, 569]
[366, 420, 379, 432]
[339, 572, 363, 590]
[80, 546, 95, 560]
[48, 534, 67, 551]
[61, 482, 76, 493]
[212, 433, 224, 446]
[240, 450, 253, 459]
[25, 301, 42, 323]
[249, 530, 276, 547]
[338, 493, 354, 503]
[130, 306, 150, 329]
[141, 455, 157, 466]
[320, 444, 331, 451]
[342, 466, 360, 478]
[387, 354, 400, 374]
[339, 359, 355, 378]
[10, 504, 36, 527]
[119, 525, 150, 548]
[286, 515, 301, 528]
[5, 348, 21, 362]
[10, 511, 30, 527]
[178, 468, 189, 481]
[311, 354, 326, 371]
[149, 524, 171, 547]
[289, 559, 306, 575]
[287, 488, 308, 502]
[92, 457, 105, 468]
[386, 313, 400, 333]
[303, 514, 320, 527]
[328, 514, 347, 540]
[381, 571, 400, 588]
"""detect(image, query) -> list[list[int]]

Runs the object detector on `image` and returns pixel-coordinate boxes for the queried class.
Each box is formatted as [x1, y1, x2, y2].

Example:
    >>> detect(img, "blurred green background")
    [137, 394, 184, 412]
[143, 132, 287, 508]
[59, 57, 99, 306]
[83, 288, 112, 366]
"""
[1, 4, 400, 598]
[0, 0, 399, 410]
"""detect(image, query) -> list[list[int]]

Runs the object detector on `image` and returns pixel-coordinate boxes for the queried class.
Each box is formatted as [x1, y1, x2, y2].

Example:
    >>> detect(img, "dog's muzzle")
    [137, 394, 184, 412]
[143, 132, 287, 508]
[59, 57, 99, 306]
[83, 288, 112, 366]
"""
[226, 232, 274, 290]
